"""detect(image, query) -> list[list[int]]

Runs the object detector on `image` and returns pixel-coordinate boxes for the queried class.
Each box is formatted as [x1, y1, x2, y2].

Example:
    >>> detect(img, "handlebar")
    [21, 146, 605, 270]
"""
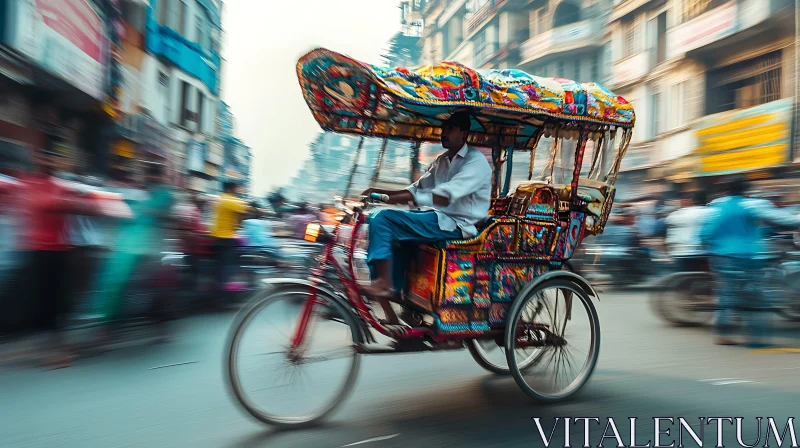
[369, 192, 390, 203]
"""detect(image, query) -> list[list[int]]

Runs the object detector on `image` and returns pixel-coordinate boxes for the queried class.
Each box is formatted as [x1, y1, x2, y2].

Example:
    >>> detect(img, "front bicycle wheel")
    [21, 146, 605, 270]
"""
[226, 288, 361, 428]
[505, 279, 600, 402]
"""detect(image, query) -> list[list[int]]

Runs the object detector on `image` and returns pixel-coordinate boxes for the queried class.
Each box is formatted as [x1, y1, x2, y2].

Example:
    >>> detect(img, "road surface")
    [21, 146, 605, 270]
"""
[2, 291, 799, 448]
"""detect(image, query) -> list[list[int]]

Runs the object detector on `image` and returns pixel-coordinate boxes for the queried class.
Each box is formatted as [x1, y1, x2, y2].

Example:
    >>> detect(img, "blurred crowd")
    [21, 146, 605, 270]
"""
[575, 175, 800, 348]
[0, 147, 333, 369]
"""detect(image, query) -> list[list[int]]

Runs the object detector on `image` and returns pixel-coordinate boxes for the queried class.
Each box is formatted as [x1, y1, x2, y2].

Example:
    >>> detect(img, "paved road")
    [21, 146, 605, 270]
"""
[2, 291, 800, 448]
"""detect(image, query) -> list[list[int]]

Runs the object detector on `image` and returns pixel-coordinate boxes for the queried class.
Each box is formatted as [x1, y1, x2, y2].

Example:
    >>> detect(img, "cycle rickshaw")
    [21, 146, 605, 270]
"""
[226, 48, 635, 428]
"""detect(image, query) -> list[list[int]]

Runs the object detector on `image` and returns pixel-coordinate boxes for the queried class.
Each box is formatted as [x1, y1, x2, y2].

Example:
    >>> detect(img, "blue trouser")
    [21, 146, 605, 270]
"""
[711, 256, 771, 344]
[367, 210, 461, 291]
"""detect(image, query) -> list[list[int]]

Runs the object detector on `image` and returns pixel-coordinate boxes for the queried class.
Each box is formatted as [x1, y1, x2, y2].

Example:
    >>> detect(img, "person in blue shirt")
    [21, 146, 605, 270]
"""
[699, 177, 800, 347]
[241, 206, 281, 259]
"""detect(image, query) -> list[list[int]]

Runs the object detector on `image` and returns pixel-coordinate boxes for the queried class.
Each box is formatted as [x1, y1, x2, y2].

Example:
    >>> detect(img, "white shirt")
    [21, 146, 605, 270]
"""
[665, 206, 713, 257]
[406, 144, 492, 238]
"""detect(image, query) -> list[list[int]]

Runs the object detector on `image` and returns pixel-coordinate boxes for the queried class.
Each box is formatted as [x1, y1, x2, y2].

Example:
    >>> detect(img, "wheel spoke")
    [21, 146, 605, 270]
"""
[227, 290, 360, 426]
[506, 282, 599, 402]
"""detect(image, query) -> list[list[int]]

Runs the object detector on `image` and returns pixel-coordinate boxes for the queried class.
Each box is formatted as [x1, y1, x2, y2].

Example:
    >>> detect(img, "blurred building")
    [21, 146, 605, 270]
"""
[217, 102, 251, 192]
[414, 0, 799, 202]
[141, 0, 224, 193]
[608, 0, 797, 199]
[0, 0, 113, 175]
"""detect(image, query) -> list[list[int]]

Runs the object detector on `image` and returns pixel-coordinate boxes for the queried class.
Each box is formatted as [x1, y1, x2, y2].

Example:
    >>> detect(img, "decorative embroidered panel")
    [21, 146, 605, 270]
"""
[443, 252, 475, 306]
[481, 224, 515, 253]
[519, 223, 555, 255]
[553, 212, 586, 260]
[297, 49, 635, 146]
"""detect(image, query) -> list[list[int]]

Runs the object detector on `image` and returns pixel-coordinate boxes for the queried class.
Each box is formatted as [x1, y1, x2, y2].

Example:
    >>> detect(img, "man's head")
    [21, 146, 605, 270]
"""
[223, 181, 238, 194]
[725, 175, 748, 197]
[146, 162, 166, 185]
[35, 148, 62, 176]
[440, 111, 471, 151]
[691, 189, 708, 207]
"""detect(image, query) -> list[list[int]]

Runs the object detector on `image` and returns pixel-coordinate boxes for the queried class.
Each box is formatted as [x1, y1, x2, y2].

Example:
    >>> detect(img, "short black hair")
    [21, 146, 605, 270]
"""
[442, 111, 471, 132]
[691, 189, 707, 206]
[224, 181, 238, 192]
[147, 163, 164, 177]
[726, 174, 748, 196]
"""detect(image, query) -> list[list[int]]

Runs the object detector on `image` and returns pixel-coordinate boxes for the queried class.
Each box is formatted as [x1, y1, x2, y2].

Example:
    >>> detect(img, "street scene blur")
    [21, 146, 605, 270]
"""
[2, 0, 800, 447]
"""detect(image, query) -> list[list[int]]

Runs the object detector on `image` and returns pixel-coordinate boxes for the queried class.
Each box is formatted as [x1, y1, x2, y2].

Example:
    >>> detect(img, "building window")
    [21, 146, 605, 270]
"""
[553, 2, 580, 28]
[180, 81, 190, 127]
[651, 92, 661, 138]
[158, 71, 170, 121]
[573, 60, 581, 81]
[656, 13, 667, 64]
[537, 7, 548, 35]
[670, 82, 687, 128]
[707, 51, 782, 114]
[591, 53, 599, 81]
[195, 15, 203, 44]
[623, 18, 639, 58]
[682, 0, 727, 23]
[197, 92, 205, 133]
[556, 60, 564, 77]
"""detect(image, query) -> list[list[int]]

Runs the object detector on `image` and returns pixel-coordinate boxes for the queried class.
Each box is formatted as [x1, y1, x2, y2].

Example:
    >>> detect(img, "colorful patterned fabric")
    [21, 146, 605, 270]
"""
[436, 307, 471, 332]
[297, 48, 636, 145]
[489, 303, 510, 326]
[554, 212, 586, 260]
[491, 264, 533, 303]
[482, 224, 515, 253]
[519, 223, 554, 255]
[443, 252, 474, 305]
[473, 262, 492, 308]
[470, 308, 490, 331]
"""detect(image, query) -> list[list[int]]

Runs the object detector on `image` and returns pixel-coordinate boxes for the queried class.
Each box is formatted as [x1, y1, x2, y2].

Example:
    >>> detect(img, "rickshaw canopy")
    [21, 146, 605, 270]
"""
[297, 48, 635, 150]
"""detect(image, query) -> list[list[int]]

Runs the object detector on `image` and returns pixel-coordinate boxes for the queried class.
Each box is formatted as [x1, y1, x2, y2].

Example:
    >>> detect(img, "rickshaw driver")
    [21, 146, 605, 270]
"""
[361, 111, 492, 324]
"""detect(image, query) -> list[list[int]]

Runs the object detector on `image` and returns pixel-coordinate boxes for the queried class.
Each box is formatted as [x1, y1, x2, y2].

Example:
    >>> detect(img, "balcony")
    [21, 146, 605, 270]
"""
[519, 20, 603, 65]
[438, 0, 466, 28]
[464, 0, 508, 36]
[666, 1, 738, 60]
[610, 51, 649, 88]
[474, 41, 498, 67]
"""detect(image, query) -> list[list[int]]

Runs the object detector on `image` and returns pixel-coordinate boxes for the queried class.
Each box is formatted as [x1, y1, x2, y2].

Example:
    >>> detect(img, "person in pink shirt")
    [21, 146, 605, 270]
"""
[20, 147, 96, 368]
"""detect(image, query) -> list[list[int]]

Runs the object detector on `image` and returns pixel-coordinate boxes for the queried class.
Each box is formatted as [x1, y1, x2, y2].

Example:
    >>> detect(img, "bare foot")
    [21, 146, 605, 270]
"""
[715, 337, 737, 346]
[360, 282, 398, 300]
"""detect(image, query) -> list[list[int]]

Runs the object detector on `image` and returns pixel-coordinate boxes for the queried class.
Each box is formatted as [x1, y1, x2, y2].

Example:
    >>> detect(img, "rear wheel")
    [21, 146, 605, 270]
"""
[650, 274, 716, 327]
[466, 337, 542, 375]
[226, 288, 361, 428]
[505, 279, 600, 402]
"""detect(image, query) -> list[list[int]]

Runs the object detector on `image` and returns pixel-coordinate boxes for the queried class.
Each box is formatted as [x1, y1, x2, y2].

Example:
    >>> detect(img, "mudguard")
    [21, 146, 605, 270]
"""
[517, 270, 600, 301]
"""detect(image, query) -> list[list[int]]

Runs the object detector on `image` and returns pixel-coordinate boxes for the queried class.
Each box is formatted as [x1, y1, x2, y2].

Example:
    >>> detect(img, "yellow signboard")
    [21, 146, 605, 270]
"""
[113, 140, 135, 159]
[694, 98, 792, 175]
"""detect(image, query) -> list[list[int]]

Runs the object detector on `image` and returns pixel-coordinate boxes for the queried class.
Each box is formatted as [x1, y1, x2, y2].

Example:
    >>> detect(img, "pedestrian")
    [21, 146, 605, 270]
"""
[19, 145, 98, 368]
[287, 203, 317, 239]
[88, 162, 175, 345]
[665, 190, 712, 273]
[700, 176, 800, 347]
[210, 181, 253, 296]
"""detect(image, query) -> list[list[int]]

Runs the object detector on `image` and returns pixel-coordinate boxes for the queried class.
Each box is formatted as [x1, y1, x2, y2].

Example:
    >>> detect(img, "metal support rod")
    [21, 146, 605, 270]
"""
[410, 140, 422, 182]
[501, 146, 514, 197]
[370, 138, 389, 186]
[344, 136, 365, 198]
